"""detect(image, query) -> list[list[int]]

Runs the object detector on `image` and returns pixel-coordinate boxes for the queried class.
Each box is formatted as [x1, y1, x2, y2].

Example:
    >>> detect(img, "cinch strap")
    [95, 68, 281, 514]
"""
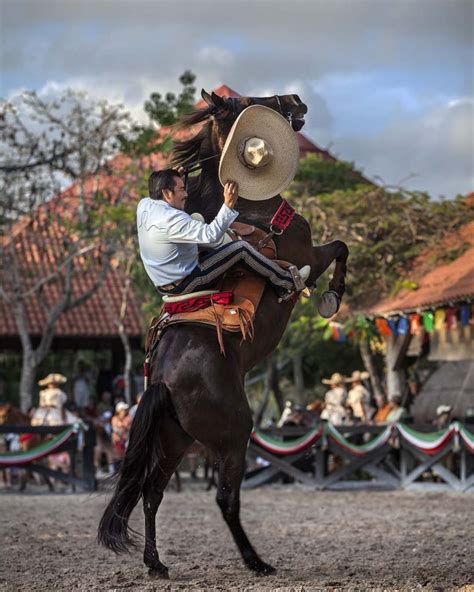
[270, 200, 295, 234]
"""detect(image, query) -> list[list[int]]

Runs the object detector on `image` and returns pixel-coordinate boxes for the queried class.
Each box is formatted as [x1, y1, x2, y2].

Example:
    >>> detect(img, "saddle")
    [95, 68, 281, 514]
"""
[144, 222, 292, 356]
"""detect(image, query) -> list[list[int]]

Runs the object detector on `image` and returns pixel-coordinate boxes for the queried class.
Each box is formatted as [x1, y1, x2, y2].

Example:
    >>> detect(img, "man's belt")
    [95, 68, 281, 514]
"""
[159, 277, 185, 292]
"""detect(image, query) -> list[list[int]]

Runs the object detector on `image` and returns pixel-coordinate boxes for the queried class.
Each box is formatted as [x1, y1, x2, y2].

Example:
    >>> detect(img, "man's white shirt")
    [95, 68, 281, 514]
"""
[137, 197, 238, 287]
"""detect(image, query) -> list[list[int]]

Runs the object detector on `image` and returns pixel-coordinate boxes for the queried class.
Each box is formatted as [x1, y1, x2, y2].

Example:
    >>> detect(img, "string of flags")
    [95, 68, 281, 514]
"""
[326, 302, 473, 343]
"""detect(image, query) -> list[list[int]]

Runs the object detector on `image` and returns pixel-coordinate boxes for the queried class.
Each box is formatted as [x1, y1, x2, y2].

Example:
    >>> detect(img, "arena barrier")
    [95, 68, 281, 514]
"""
[244, 422, 474, 492]
[0, 423, 96, 491]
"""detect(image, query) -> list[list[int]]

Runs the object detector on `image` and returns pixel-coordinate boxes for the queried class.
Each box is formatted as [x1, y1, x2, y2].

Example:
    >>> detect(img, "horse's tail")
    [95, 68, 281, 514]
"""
[97, 382, 168, 553]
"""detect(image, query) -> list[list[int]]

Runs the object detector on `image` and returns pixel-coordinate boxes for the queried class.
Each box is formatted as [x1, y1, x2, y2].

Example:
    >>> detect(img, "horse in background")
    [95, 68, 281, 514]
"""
[98, 91, 348, 576]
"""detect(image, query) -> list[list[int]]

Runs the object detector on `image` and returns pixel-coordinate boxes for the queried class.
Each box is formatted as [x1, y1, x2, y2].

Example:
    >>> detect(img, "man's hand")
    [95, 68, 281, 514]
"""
[224, 181, 239, 209]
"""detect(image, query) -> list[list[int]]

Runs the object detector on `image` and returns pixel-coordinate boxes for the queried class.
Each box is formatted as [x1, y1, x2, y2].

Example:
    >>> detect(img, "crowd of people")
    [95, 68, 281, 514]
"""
[23, 366, 144, 478]
[277, 369, 412, 429]
[276, 369, 457, 431]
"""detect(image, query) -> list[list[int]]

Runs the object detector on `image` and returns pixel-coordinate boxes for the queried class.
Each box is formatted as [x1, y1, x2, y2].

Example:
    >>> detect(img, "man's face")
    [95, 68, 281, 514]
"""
[163, 176, 188, 211]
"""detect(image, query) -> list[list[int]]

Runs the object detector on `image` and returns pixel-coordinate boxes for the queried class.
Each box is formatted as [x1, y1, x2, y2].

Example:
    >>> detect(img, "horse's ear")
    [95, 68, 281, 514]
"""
[211, 92, 227, 108]
[201, 89, 214, 106]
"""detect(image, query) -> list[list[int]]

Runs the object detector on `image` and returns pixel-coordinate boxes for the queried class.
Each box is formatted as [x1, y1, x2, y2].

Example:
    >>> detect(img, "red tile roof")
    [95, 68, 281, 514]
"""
[0, 190, 144, 340]
[369, 221, 474, 315]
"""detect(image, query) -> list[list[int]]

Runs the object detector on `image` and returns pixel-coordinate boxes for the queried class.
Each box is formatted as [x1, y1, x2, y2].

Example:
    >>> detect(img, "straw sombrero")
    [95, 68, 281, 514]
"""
[38, 373, 67, 386]
[219, 105, 299, 201]
[346, 370, 370, 383]
[321, 372, 345, 386]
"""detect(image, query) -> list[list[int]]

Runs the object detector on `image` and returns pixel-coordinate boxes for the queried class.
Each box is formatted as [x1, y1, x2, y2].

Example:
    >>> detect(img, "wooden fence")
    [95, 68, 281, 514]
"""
[244, 422, 474, 493]
[0, 423, 96, 491]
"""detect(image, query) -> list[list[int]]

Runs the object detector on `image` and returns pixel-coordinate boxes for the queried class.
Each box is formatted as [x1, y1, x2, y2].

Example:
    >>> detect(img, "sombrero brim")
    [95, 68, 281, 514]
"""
[346, 371, 370, 382]
[219, 105, 299, 201]
[38, 373, 67, 386]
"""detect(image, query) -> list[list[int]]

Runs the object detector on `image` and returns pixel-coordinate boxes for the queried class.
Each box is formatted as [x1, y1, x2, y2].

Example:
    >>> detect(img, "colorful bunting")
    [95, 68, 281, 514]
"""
[397, 316, 409, 335]
[318, 301, 471, 342]
[409, 313, 422, 335]
[434, 309, 446, 330]
[387, 318, 398, 335]
[460, 305, 470, 327]
[422, 311, 434, 332]
[375, 318, 392, 336]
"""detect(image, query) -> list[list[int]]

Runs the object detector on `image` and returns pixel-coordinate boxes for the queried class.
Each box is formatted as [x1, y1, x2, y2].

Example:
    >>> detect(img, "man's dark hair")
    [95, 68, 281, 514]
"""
[148, 169, 181, 200]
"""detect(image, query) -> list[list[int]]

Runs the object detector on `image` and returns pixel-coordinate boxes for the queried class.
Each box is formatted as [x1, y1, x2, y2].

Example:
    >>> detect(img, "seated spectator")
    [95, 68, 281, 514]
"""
[111, 402, 132, 464]
[320, 373, 347, 426]
[385, 395, 408, 423]
[346, 370, 370, 424]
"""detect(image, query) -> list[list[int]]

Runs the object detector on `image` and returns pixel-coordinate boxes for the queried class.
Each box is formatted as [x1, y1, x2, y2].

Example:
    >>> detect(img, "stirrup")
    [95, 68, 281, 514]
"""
[288, 265, 306, 292]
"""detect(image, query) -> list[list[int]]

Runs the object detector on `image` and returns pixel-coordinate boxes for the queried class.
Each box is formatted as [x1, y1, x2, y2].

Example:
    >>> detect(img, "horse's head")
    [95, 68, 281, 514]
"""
[201, 89, 307, 137]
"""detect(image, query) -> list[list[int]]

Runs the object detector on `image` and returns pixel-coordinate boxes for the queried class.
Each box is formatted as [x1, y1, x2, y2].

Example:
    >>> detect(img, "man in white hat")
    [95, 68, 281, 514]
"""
[346, 370, 371, 424]
[320, 373, 347, 426]
[137, 170, 310, 300]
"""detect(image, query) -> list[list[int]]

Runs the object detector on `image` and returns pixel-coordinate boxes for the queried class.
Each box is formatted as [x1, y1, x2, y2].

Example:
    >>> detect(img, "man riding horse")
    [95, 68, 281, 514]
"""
[99, 91, 349, 578]
[137, 105, 311, 301]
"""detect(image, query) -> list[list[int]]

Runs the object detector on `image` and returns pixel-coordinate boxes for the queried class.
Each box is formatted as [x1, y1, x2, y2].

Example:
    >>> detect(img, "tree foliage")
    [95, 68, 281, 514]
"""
[0, 89, 139, 409]
[287, 156, 472, 309]
[144, 70, 196, 125]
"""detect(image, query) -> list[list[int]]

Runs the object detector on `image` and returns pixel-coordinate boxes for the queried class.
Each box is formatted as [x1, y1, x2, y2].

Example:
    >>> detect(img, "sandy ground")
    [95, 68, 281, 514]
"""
[0, 481, 473, 592]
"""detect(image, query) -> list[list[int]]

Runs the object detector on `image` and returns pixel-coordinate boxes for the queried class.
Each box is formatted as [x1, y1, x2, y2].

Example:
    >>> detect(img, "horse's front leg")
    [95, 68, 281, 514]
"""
[312, 240, 349, 318]
[216, 444, 275, 575]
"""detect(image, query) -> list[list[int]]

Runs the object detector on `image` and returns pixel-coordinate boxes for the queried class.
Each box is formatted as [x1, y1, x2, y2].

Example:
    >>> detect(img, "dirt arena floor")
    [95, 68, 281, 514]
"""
[1, 482, 473, 591]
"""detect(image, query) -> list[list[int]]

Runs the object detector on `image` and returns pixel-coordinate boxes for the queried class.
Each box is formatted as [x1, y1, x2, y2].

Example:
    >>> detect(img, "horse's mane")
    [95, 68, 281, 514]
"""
[171, 106, 215, 166]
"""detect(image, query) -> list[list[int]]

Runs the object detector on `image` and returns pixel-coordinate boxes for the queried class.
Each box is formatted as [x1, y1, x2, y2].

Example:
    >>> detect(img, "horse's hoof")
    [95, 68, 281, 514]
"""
[148, 566, 169, 579]
[247, 559, 276, 576]
[318, 290, 341, 318]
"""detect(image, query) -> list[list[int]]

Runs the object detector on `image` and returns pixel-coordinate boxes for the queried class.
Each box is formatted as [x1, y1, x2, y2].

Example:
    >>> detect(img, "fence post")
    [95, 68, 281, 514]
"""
[81, 422, 97, 492]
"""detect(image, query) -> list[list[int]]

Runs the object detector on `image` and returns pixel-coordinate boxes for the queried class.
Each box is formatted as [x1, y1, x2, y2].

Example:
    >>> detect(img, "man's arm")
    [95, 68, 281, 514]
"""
[167, 181, 239, 245]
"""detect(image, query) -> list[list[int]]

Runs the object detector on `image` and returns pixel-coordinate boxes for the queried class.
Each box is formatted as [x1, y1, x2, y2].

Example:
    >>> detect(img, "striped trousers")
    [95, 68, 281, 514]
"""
[158, 241, 294, 296]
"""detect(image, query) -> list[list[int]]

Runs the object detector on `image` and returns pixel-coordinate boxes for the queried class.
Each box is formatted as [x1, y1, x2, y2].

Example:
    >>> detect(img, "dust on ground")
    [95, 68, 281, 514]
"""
[0, 482, 473, 591]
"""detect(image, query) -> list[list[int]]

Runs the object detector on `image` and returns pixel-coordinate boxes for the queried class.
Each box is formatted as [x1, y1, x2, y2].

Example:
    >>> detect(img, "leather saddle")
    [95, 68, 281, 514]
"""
[145, 222, 291, 356]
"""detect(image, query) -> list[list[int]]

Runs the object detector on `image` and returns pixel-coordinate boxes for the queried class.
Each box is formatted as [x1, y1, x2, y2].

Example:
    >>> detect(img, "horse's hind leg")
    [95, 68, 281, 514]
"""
[216, 445, 275, 575]
[142, 415, 192, 577]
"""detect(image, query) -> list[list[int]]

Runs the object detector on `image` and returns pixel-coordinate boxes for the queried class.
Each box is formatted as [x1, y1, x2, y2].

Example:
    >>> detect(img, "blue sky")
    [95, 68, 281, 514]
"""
[1, 0, 473, 197]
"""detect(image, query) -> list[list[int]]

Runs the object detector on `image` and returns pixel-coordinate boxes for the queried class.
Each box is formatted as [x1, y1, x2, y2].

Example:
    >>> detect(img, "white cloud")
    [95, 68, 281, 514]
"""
[335, 98, 474, 197]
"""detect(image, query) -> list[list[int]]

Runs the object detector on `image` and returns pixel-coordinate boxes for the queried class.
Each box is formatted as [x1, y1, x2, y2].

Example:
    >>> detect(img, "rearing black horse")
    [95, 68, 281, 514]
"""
[98, 90, 348, 577]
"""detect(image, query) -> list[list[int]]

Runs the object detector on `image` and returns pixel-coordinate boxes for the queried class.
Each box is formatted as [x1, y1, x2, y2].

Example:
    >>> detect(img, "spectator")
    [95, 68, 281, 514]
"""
[97, 391, 113, 415]
[111, 402, 132, 464]
[346, 370, 371, 424]
[277, 400, 293, 428]
[435, 405, 453, 430]
[320, 373, 347, 426]
[94, 409, 115, 477]
[373, 393, 393, 424]
[73, 363, 92, 411]
[385, 395, 408, 423]
[32, 373, 73, 426]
